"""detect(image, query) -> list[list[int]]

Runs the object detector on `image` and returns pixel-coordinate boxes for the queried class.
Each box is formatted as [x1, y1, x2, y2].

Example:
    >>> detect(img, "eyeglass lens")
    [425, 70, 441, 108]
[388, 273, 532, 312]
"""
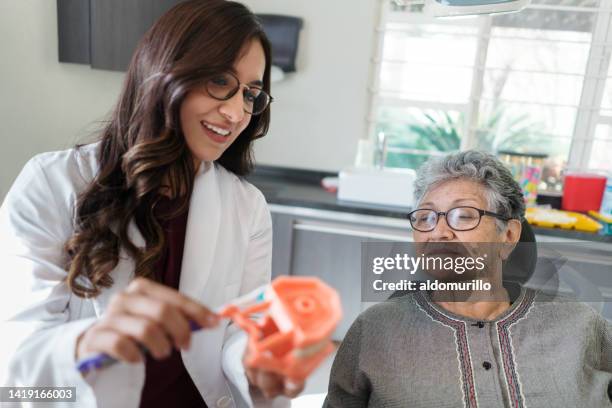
[205, 73, 270, 115]
[409, 207, 481, 231]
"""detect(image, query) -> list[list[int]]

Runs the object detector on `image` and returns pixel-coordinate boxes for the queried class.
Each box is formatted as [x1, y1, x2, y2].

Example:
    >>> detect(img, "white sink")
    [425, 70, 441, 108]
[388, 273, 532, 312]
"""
[337, 167, 416, 209]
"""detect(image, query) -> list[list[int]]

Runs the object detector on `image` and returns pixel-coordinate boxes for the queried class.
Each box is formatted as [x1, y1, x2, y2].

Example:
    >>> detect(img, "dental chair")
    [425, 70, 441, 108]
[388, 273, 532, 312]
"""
[504, 220, 605, 315]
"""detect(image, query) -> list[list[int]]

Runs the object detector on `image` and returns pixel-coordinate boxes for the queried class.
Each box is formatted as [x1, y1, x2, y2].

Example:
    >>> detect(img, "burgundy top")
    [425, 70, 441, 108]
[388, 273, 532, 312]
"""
[139, 197, 207, 408]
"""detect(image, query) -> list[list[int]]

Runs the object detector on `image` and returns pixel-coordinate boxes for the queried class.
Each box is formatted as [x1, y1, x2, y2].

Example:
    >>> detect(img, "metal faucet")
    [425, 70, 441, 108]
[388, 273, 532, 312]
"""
[376, 131, 388, 170]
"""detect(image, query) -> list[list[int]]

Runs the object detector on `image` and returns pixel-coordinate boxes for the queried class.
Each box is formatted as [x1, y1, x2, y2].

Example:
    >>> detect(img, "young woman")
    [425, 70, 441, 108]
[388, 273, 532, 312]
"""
[0, 1, 303, 407]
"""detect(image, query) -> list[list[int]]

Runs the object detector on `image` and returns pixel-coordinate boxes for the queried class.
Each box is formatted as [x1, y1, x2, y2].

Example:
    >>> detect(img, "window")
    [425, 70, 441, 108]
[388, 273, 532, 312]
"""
[368, 0, 612, 192]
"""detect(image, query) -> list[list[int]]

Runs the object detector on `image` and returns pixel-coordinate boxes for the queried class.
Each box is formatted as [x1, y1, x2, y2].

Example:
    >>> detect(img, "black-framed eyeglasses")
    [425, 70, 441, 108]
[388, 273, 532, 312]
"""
[204, 71, 273, 115]
[407, 206, 513, 232]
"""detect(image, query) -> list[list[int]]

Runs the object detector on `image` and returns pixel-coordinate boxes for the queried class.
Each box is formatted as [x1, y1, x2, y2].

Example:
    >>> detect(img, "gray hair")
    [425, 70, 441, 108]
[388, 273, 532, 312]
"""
[414, 150, 525, 230]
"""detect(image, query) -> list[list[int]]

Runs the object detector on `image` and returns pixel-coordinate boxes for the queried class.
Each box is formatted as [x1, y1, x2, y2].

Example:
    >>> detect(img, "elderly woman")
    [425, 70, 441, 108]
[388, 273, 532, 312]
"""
[324, 151, 612, 407]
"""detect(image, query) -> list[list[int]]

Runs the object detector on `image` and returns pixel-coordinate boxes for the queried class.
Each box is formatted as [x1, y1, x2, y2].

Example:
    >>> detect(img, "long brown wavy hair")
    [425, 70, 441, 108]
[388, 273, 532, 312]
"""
[65, 0, 272, 298]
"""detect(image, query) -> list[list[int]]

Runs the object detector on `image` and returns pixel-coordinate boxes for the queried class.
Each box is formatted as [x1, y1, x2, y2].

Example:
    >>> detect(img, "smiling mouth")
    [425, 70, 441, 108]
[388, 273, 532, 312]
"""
[201, 121, 231, 137]
[426, 252, 462, 258]
[423, 244, 468, 257]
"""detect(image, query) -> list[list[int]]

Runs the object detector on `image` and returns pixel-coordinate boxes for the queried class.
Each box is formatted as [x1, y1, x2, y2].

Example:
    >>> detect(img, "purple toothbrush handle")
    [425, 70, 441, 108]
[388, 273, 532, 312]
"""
[76, 321, 202, 375]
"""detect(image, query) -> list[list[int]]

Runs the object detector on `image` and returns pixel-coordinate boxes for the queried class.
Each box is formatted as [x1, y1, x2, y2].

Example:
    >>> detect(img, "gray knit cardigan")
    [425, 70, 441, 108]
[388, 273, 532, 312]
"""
[324, 288, 612, 408]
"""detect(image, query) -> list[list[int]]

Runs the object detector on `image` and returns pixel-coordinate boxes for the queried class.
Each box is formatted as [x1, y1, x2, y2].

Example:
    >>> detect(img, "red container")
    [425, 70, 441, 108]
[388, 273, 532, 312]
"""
[562, 173, 607, 212]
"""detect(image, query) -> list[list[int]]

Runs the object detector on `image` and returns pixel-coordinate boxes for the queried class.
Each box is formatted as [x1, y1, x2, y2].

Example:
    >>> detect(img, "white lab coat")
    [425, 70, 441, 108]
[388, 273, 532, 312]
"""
[0, 143, 288, 408]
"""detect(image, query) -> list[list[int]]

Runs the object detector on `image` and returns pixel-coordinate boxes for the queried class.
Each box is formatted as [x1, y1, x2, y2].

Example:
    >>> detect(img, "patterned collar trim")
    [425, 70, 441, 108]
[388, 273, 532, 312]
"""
[415, 286, 536, 324]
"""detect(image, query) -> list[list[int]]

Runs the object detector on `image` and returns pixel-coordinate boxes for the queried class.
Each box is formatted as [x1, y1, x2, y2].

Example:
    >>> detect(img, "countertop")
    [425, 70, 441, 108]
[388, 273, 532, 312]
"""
[247, 165, 612, 244]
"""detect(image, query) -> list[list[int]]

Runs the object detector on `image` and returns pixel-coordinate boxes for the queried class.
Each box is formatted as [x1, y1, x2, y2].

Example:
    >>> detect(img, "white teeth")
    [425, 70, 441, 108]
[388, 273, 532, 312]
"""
[202, 121, 230, 136]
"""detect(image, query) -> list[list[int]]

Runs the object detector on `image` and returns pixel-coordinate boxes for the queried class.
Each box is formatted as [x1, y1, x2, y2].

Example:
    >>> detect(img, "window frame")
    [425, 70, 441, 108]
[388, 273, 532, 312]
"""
[367, 0, 612, 173]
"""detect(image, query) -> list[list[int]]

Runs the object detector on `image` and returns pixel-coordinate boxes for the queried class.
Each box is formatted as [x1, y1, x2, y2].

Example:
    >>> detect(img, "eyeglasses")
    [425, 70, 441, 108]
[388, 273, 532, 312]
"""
[204, 72, 272, 116]
[407, 206, 512, 232]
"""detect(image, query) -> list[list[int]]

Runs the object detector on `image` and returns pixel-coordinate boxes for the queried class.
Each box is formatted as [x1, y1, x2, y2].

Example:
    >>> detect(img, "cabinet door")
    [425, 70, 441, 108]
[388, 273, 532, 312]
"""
[90, 0, 180, 71]
[271, 213, 411, 340]
[57, 0, 91, 64]
[271, 213, 295, 280]
[290, 224, 365, 340]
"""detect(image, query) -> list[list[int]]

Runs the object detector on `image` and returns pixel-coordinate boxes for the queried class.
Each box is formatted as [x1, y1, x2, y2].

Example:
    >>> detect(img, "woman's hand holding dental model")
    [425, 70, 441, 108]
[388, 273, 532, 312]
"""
[75, 277, 220, 363]
[76, 277, 305, 399]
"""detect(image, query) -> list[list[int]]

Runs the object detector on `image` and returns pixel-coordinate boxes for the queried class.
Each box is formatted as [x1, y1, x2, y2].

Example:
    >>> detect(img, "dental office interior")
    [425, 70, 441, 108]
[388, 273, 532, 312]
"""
[1, 0, 612, 407]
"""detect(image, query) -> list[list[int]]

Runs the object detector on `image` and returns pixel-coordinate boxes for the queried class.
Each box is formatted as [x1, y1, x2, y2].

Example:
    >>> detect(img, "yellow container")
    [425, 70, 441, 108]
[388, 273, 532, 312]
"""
[588, 211, 612, 235]
[525, 207, 602, 233]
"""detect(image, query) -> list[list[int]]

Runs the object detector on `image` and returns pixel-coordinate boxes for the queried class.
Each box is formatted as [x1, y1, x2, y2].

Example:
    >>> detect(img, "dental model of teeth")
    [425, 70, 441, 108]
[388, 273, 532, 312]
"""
[219, 276, 343, 382]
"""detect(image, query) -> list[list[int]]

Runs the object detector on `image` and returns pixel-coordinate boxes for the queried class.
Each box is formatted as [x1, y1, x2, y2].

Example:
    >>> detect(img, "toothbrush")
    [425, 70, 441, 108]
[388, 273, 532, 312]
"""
[76, 285, 267, 375]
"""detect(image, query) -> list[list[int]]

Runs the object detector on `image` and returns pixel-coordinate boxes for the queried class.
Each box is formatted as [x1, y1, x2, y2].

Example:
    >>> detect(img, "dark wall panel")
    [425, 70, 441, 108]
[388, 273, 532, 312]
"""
[57, 0, 91, 64]
[90, 0, 181, 71]
[58, 2, 303, 73]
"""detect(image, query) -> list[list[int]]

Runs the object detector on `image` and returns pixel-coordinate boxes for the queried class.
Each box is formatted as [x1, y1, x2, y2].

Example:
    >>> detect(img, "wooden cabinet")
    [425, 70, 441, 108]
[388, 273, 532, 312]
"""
[57, 1, 303, 72]
[57, 0, 91, 64]
[90, 0, 179, 71]
[57, 0, 181, 71]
